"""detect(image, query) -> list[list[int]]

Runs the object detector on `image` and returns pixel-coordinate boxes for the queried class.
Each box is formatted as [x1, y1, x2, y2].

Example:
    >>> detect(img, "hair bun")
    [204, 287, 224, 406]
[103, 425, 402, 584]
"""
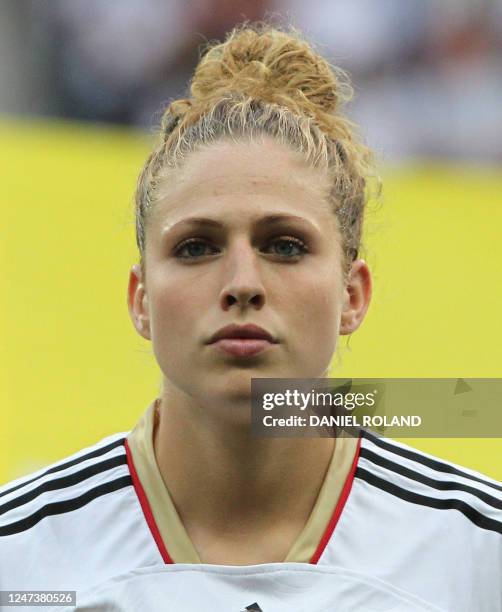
[137, 22, 378, 277]
[189, 25, 350, 121]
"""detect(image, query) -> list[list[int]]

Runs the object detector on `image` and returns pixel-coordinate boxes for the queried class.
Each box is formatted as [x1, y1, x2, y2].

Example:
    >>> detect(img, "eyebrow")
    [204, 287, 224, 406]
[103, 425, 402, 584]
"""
[162, 214, 317, 236]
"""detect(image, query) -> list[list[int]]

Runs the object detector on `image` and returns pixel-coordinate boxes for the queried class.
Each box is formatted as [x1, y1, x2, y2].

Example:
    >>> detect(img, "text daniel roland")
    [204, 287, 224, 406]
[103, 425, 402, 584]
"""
[262, 414, 422, 427]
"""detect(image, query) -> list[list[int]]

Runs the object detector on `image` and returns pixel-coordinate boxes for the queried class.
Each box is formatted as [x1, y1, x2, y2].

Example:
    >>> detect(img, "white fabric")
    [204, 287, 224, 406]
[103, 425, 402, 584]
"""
[58, 563, 444, 612]
[0, 430, 501, 611]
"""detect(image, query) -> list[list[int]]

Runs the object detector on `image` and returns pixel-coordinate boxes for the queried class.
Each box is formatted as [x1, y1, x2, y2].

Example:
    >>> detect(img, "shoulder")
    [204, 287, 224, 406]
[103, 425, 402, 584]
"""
[0, 432, 159, 590]
[0, 432, 131, 539]
[356, 430, 502, 537]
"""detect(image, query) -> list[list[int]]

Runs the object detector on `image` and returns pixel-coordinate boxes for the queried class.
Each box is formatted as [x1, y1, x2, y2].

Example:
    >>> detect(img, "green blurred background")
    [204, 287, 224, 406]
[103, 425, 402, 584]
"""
[1, 117, 501, 484]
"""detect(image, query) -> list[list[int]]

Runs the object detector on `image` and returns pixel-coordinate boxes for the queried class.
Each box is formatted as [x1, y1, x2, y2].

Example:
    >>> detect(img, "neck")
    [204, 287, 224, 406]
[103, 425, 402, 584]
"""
[152, 386, 335, 537]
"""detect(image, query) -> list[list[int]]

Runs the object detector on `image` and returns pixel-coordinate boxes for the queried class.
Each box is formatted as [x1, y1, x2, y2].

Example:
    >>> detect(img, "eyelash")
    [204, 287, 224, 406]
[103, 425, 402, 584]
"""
[173, 236, 309, 261]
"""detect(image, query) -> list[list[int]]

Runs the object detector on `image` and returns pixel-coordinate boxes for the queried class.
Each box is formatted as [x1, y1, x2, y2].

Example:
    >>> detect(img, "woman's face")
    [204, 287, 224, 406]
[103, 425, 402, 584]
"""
[129, 137, 370, 411]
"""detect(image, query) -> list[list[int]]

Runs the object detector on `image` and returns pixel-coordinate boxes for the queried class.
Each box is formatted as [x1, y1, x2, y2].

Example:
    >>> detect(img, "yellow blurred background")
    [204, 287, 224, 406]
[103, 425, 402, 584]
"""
[1, 117, 501, 485]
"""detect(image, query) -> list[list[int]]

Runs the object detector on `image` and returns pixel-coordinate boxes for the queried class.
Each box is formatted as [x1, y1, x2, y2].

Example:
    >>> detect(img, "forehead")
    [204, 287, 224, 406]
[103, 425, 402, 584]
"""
[151, 137, 335, 229]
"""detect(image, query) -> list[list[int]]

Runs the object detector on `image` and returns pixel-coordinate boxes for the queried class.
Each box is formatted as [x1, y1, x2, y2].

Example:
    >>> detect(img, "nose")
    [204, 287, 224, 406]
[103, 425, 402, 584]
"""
[219, 238, 265, 311]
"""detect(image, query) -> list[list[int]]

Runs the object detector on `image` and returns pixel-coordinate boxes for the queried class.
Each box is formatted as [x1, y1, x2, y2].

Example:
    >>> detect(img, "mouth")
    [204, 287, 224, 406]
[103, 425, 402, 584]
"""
[211, 338, 276, 358]
[207, 323, 279, 346]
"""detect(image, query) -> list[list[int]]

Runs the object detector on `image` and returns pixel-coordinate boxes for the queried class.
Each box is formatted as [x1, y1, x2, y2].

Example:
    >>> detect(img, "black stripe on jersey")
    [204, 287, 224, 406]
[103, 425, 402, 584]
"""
[0, 438, 126, 500]
[0, 475, 132, 537]
[359, 447, 502, 511]
[356, 467, 502, 535]
[361, 430, 502, 493]
[0, 455, 127, 516]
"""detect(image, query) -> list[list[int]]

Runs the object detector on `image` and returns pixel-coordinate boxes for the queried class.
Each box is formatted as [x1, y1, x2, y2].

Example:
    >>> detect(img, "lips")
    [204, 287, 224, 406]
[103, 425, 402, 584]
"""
[207, 323, 278, 345]
[212, 338, 274, 357]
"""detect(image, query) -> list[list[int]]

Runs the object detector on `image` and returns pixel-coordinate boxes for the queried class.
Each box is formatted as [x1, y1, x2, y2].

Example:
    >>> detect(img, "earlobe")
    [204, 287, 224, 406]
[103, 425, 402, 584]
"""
[127, 264, 151, 341]
[339, 259, 372, 336]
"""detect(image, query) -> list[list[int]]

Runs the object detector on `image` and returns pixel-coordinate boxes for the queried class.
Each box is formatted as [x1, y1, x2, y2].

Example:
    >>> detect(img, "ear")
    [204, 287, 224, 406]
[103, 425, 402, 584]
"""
[127, 264, 151, 341]
[340, 259, 372, 335]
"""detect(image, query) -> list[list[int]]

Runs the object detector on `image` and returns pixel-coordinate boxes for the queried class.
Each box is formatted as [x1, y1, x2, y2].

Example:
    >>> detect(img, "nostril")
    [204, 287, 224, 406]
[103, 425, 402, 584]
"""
[225, 295, 238, 306]
[222, 292, 264, 308]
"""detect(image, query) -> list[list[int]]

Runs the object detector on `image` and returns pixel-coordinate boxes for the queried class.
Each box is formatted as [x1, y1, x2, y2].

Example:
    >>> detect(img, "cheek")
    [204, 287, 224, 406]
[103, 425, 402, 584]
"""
[148, 276, 202, 353]
[279, 272, 343, 350]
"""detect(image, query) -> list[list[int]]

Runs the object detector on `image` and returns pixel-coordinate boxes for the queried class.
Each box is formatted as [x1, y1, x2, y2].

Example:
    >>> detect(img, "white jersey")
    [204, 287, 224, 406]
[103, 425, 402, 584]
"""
[0, 422, 501, 611]
[61, 563, 444, 611]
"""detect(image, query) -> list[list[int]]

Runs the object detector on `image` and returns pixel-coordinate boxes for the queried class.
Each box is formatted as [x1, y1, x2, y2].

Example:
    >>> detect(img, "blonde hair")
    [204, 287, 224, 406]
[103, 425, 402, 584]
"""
[135, 22, 378, 278]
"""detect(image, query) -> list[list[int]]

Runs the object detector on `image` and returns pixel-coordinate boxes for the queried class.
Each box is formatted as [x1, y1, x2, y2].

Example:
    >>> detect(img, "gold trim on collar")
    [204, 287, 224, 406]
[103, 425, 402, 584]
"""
[127, 401, 358, 564]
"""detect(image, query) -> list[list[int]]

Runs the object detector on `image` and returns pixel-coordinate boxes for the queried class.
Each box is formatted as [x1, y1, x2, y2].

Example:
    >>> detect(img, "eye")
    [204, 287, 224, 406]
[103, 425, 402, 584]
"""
[173, 235, 309, 261]
[264, 236, 308, 259]
[174, 238, 219, 260]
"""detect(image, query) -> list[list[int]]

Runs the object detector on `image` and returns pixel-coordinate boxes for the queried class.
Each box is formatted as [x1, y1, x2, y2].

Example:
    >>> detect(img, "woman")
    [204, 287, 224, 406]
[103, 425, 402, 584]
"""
[0, 23, 500, 611]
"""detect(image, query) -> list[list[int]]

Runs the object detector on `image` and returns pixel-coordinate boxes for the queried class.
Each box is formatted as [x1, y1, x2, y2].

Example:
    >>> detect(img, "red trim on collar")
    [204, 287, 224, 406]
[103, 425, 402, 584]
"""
[124, 437, 174, 564]
[309, 435, 362, 564]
